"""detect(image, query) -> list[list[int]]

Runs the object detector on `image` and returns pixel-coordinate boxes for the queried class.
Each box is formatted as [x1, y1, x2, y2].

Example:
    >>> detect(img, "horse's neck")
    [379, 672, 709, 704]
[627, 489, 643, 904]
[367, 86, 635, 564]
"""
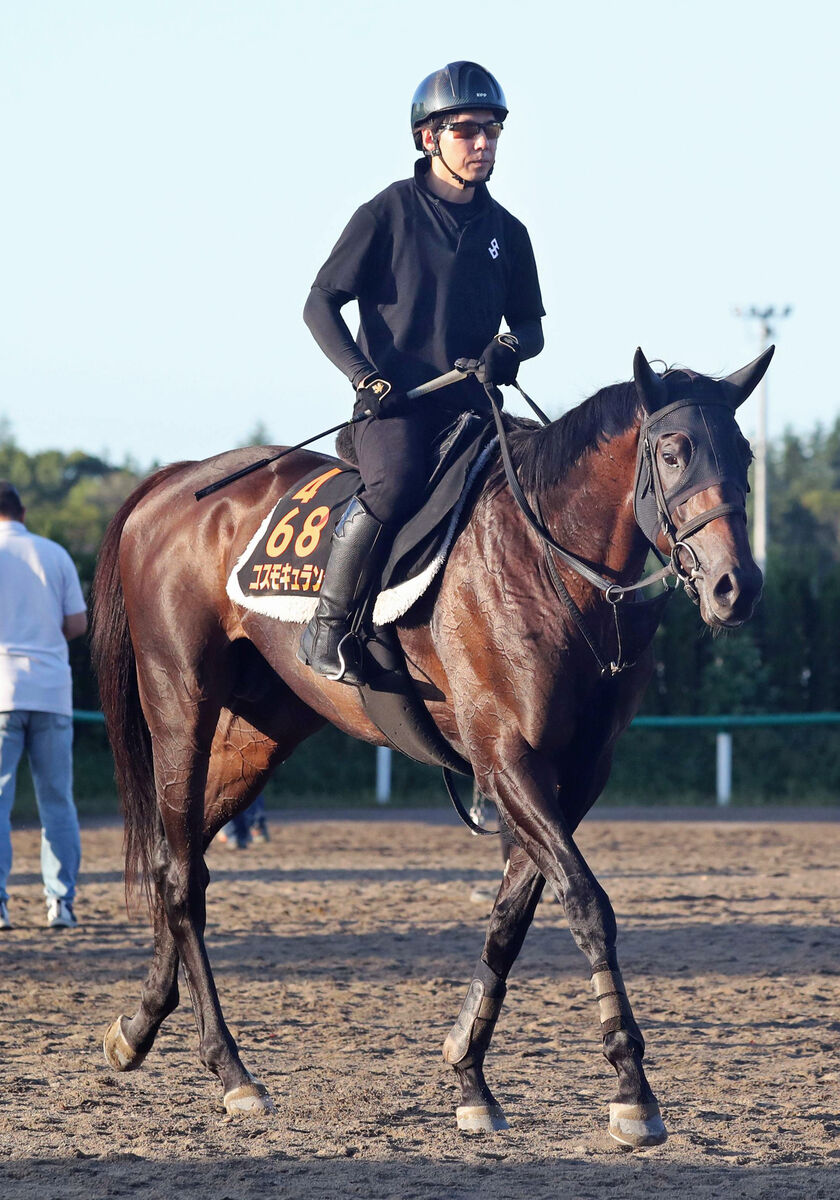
[543, 425, 648, 584]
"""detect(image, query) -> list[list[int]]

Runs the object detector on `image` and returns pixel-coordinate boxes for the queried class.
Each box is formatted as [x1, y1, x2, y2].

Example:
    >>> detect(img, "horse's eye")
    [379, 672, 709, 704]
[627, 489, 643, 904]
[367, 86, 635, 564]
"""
[658, 434, 690, 470]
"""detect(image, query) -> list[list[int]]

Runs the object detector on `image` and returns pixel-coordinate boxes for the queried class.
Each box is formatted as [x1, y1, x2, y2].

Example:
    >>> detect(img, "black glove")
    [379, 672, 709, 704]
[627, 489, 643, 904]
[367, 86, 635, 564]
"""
[354, 375, 406, 419]
[476, 334, 520, 386]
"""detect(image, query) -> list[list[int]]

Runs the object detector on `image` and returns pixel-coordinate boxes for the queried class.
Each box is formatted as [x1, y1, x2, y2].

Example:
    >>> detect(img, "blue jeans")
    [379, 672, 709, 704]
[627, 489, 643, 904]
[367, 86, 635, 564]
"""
[0, 710, 81, 903]
[222, 794, 266, 843]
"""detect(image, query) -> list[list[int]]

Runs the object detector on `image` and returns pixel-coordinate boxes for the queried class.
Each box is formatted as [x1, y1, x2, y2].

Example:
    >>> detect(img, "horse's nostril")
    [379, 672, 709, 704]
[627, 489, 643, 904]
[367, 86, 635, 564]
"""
[713, 573, 735, 605]
[712, 566, 762, 619]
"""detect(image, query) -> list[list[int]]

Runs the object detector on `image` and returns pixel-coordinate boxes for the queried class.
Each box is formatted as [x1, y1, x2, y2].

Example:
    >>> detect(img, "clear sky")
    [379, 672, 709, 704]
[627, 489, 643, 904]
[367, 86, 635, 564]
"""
[1, 0, 836, 468]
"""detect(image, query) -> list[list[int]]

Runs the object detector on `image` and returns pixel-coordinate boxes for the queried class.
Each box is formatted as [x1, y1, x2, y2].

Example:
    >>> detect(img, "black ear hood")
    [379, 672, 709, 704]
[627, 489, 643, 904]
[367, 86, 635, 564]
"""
[720, 346, 775, 408]
[634, 388, 751, 545]
[633, 347, 668, 414]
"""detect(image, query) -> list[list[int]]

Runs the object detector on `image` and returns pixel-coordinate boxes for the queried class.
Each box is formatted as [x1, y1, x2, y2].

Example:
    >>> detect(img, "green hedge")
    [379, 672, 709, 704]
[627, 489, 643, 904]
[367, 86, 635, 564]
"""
[605, 724, 840, 806]
[8, 717, 838, 825]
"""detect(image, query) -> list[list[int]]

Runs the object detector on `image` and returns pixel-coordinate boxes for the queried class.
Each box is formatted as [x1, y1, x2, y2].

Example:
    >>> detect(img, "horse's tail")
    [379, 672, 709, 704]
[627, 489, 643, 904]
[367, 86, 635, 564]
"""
[90, 463, 190, 909]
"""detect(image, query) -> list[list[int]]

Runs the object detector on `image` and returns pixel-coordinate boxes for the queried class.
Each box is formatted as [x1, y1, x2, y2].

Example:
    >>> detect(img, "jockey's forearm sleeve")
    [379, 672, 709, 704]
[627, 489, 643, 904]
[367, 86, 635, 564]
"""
[508, 318, 544, 362]
[303, 284, 376, 389]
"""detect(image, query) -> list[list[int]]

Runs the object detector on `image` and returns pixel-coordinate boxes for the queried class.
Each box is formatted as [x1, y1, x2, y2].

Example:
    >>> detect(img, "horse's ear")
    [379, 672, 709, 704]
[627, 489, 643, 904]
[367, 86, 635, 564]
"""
[633, 347, 668, 414]
[720, 346, 775, 408]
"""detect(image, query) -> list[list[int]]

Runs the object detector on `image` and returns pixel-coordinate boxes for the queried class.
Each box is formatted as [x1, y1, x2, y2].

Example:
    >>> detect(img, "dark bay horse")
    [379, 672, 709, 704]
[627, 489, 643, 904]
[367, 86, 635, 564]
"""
[91, 348, 770, 1147]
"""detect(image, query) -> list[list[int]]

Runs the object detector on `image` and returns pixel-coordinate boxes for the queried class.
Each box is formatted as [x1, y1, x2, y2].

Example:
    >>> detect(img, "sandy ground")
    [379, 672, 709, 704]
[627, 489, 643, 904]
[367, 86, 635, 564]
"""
[0, 810, 838, 1200]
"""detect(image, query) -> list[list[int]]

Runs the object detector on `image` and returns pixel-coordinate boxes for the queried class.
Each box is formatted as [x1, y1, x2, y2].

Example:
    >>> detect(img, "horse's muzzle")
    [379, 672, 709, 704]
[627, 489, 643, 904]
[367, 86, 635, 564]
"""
[706, 562, 763, 626]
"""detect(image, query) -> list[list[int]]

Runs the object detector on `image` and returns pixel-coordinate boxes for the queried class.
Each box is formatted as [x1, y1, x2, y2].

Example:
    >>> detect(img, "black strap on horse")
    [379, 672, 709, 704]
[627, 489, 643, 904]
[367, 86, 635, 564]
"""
[481, 380, 676, 601]
[480, 374, 754, 676]
[442, 769, 498, 836]
[442, 371, 654, 825]
[637, 429, 744, 581]
[478, 374, 663, 672]
[475, 380, 677, 676]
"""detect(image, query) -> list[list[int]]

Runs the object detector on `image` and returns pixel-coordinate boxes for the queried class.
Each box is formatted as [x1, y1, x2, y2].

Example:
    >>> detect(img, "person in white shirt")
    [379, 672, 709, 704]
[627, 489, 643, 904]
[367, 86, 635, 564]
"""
[0, 481, 87, 930]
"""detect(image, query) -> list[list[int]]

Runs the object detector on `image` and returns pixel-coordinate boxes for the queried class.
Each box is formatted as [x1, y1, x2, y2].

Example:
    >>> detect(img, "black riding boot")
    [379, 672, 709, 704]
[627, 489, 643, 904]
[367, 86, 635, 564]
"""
[297, 496, 387, 684]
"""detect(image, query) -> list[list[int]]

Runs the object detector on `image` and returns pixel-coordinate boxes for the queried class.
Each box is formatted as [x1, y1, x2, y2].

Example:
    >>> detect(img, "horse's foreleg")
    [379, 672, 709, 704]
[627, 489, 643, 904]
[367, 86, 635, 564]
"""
[505, 771, 666, 1148]
[553, 846, 664, 1146]
[445, 842, 545, 1131]
[104, 830, 181, 1071]
[452, 741, 666, 1147]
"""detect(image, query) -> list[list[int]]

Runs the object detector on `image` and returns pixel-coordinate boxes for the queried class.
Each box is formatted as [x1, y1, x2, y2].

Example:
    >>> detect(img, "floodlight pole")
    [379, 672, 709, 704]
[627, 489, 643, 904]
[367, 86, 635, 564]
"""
[733, 305, 792, 573]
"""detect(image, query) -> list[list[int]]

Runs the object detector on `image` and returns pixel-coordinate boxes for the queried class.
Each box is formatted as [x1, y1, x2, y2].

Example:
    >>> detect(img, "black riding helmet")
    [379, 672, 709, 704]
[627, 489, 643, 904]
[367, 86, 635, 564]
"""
[411, 61, 508, 151]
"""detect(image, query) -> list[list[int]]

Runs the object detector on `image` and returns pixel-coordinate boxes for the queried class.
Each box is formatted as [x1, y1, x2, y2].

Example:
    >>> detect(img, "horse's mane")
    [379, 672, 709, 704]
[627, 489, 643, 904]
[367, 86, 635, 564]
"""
[488, 379, 640, 496]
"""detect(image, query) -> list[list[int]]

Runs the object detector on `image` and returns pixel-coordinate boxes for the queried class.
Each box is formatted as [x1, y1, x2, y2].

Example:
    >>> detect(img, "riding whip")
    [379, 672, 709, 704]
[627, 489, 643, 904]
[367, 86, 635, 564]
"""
[194, 366, 471, 500]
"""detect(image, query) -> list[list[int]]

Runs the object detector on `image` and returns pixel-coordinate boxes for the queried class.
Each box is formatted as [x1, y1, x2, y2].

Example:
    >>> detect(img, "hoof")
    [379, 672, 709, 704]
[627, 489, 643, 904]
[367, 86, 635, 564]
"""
[223, 1079, 276, 1115]
[103, 1015, 147, 1072]
[608, 1101, 667, 1148]
[456, 1103, 509, 1133]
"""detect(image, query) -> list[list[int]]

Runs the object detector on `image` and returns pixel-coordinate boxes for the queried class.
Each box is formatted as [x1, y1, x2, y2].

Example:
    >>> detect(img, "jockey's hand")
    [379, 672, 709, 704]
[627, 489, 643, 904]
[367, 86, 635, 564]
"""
[354, 375, 406, 419]
[476, 334, 520, 386]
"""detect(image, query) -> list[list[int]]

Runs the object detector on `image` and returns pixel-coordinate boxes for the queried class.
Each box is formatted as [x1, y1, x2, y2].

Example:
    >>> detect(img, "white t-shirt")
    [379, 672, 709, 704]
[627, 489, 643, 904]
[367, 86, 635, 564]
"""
[0, 520, 86, 716]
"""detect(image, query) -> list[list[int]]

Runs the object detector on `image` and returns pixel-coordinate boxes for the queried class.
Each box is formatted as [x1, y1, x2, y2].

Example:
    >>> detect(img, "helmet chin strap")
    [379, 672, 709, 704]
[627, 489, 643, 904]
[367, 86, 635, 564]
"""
[431, 133, 494, 188]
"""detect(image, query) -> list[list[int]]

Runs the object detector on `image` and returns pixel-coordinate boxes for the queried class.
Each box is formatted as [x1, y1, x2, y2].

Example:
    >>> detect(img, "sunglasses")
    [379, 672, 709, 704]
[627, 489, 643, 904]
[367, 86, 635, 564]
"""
[440, 120, 504, 141]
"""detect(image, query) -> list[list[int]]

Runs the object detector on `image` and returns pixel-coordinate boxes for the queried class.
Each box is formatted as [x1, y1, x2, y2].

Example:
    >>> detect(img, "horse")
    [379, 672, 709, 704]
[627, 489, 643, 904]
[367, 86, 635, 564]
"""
[91, 347, 770, 1147]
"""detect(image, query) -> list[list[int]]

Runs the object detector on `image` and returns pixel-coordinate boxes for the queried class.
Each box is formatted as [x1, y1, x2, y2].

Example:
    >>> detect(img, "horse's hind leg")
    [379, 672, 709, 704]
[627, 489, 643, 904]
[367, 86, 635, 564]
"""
[107, 670, 313, 1113]
[445, 842, 545, 1131]
[104, 826, 181, 1070]
[104, 708, 270, 1080]
[149, 706, 277, 1114]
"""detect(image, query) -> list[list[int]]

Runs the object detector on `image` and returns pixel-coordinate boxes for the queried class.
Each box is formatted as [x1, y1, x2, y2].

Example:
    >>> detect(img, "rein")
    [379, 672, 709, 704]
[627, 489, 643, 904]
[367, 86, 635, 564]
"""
[482, 382, 746, 677]
[484, 384, 674, 676]
[489, 385, 676, 599]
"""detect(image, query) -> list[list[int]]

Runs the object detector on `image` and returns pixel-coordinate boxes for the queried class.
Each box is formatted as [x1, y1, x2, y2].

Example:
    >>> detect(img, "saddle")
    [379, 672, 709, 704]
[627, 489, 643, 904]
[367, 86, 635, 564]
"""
[227, 411, 500, 782]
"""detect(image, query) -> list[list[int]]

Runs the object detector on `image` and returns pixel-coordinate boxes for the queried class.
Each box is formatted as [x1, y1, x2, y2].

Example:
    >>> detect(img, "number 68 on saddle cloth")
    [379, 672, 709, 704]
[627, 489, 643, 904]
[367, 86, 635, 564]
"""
[232, 465, 360, 606]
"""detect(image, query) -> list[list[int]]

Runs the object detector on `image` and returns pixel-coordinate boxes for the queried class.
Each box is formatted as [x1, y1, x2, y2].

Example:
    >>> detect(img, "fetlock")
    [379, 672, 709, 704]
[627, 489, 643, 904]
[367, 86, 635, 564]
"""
[603, 1029, 656, 1105]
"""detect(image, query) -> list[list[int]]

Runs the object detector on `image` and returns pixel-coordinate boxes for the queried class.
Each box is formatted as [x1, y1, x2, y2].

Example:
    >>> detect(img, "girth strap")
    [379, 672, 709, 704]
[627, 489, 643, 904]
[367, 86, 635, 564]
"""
[442, 768, 499, 836]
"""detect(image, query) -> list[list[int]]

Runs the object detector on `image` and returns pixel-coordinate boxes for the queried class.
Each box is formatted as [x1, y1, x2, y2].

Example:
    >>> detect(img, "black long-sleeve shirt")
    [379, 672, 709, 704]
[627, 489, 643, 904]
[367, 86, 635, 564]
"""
[304, 158, 545, 411]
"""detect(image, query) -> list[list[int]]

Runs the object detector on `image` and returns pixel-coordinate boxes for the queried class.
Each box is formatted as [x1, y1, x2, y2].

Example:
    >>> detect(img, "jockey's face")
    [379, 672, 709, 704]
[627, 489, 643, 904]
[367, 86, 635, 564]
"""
[422, 108, 500, 191]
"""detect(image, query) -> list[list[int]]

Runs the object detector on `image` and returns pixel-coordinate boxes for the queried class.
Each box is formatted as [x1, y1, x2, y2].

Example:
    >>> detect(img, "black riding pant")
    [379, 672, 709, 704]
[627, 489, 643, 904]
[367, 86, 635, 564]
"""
[350, 405, 465, 527]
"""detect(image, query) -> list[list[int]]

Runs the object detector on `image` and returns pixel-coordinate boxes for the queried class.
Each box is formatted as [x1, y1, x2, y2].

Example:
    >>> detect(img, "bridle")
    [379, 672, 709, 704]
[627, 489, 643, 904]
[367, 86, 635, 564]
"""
[634, 397, 749, 599]
[483, 382, 750, 676]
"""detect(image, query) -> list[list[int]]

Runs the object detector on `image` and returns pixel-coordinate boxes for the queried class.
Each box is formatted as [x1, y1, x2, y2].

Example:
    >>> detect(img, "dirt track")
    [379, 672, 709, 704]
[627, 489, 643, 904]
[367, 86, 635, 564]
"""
[1, 812, 838, 1199]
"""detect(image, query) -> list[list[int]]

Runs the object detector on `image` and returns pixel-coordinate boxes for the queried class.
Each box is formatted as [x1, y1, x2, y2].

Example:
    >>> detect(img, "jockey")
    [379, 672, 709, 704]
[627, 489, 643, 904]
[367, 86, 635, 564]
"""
[299, 61, 545, 683]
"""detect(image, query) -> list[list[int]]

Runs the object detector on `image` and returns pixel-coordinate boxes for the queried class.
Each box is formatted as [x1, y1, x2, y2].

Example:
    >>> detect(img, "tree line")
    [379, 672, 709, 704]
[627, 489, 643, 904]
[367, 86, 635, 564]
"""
[3, 419, 839, 715]
[2, 418, 839, 801]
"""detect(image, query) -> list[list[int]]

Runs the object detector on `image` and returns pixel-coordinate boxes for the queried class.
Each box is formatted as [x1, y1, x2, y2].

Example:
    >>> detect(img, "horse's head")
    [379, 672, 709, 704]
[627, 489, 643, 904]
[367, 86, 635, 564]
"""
[632, 346, 772, 628]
